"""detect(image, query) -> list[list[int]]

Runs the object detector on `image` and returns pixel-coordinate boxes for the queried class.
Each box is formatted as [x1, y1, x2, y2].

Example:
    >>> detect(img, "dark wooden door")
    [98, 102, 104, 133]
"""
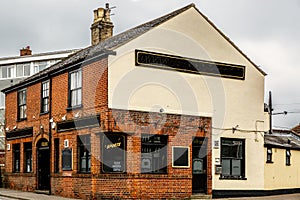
[192, 137, 207, 194]
[37, 139, 50, 190]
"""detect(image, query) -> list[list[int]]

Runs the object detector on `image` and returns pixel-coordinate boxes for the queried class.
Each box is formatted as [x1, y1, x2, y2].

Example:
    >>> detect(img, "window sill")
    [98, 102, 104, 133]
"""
[266, 161, 274, 164]
[286, 164, 291, 166]
[66, 105, 83, 111]
[17, 118, 27, 122]
[219, 176, 247, 180]
[40, 111, 49, 116]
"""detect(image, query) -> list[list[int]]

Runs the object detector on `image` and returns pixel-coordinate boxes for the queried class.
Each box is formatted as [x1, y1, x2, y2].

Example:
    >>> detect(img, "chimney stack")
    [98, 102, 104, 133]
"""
[20, 46, 32, 56]
[90, 3, 114, 46]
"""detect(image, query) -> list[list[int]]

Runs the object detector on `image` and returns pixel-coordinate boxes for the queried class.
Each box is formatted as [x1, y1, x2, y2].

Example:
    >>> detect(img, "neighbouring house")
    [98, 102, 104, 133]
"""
[264, 129, 300, 194]
[2, 3, 270, 199]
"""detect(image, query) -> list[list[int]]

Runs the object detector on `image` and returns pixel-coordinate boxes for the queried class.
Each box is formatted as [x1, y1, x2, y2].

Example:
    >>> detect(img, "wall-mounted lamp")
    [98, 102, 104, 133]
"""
[5, 127, 9, 131]
[51, 122, 56, 130]
[62, 114, 67, 121]
[74, 112, 80, 118]
[13, 125, 17, 130]
[49, 118, 54, 123]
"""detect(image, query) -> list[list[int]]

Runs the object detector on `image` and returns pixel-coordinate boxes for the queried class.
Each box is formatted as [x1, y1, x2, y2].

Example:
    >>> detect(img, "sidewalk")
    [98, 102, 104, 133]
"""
[0, 188, 78, 200]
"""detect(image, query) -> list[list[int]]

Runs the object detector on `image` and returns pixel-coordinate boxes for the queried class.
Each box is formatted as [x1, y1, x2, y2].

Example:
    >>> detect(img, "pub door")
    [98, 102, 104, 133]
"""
[192, 137, 207, 194]
[37, 139, 50, 190]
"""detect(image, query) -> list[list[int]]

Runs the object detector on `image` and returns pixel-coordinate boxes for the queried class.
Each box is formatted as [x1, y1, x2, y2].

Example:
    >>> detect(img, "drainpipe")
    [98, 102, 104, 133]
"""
[48, 77, 53, 195]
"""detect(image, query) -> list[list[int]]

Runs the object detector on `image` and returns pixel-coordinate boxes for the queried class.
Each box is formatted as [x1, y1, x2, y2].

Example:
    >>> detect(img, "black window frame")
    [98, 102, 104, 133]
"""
[13, 143, 20, 173]
[41, 80, 50, 114]
[141, 134, 168, 174]
[17, 89, 27, 120]
[266, 147, 273, 163]
[24, 142, 32, 173]
[68, 68, 82, 109]
[78, 135, 91, 173]
[286, 149, 291, 166]
[220, 138, 246, 180]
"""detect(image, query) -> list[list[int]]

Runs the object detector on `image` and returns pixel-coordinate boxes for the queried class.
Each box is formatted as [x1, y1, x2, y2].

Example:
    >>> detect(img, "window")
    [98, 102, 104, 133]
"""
[221, 138, 245, 179]
[266, 147, 273, 163]
[69, 69, 82, 108]
[54, 138, 60, 173]
[24, 142, 32, 173]
[41, 81, 50, 113]
[0, 92, 5, 108]
[13, 144, 20, 172]
[34, 61, 47, 73]
[62, 148, 72, 170]
[17, 63, 30, 77]
[1, 65, 15, 78]
[7, 66, 15, 78]
[286, 149, 291, 166]
[18, 89, 27, 120]
[141, 134, 168, 174]
[78, 135, 91, 173]
[102, 134, 126, 173]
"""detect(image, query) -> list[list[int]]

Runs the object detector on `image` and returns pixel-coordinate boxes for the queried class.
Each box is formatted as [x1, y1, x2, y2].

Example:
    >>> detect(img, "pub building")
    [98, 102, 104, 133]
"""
[3, 3, 269, 199]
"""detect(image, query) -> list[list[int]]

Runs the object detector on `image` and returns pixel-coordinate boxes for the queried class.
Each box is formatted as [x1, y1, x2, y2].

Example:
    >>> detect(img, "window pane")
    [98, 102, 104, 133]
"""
[24, 64, 30, 76]
[222, 159, 230, 175]
[0, 92, 5, 108]
[16, 64, 23, 77]
[2, 66, 7, 78]
[141, 134, 168, 173]
[232, 159, 241, 176]
[102, 134, 126, 173]
[8, 67, 14, 78]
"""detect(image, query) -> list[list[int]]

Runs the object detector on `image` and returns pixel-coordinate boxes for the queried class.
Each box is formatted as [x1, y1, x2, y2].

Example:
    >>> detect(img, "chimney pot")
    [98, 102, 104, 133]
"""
[90, 3, 114, 45]
[20, 46, 32, 56]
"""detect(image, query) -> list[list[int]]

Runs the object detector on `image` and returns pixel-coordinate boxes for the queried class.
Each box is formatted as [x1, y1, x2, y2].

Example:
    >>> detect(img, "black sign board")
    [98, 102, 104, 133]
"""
[135, 50, 245, 80]
[102, 134, 126, 173]
[6, 127, 33, 140]
[57, 114, 100, 132]
[172, 146, 190, 168]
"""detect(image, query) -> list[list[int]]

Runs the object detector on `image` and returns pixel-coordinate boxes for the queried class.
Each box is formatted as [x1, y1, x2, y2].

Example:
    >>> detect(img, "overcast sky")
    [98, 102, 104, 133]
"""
[1, 0, 300, 129]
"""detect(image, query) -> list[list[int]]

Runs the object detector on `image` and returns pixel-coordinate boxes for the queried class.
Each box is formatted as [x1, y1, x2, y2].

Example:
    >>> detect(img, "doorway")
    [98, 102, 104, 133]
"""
[37, 138, 50, 190]
[192, 137, 207, 194]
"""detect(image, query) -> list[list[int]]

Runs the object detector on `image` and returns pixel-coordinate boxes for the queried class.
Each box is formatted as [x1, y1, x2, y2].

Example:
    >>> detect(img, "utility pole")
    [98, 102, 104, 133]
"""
[269, 91, 273, 134]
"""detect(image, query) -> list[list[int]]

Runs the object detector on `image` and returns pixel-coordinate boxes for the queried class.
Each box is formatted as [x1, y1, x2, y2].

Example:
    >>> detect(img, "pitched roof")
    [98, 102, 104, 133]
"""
[2, 3, 266, 93]
[264, 130, 300, 150]
[2, 4, 195, 93]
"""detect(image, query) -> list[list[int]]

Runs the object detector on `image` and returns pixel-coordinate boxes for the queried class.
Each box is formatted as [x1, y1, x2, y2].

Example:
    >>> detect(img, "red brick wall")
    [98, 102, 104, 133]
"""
[4, 56, 212, 199]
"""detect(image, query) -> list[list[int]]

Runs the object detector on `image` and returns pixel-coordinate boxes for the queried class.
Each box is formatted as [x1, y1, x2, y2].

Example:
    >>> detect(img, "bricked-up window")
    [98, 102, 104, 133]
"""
[102, 134, 126, 173]
[41, 81, 50, 113]
[54, 138, 60, 173]
[24, 142, 32, 173]
[13, 143, 20, 172]
[286, 149, 291, 166]
[78, 135, 91, 173]
[69, 69, 82, 108]
[221, 138, 245, 179]
[17, 89, 27, 120]
[141, 134, 168, 174]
